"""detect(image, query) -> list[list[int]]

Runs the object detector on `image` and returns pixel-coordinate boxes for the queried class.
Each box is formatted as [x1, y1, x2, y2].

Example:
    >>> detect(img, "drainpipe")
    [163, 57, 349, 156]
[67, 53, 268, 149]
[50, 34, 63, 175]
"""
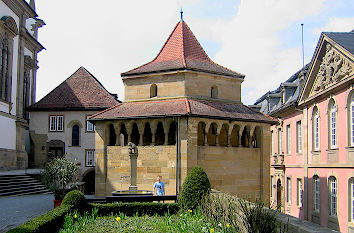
[176, 117, 181, 196]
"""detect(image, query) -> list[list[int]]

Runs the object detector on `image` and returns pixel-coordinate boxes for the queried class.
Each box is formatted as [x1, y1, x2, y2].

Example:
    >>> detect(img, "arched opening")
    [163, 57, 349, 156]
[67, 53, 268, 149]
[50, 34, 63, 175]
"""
[155, 122, 165, 145]
[131, 123, 140, 145]
[168, 121, 177, 145]
[72, 124, 80, 146]
[207, 123, 217, 146]
[143, 122, 152, 146]
[277, 179, 282, 210]
[150, 84, 157, 98]
[108, 124, 116, 146]
[197, 122, 206, 146]
[252, 126, 262, 148]
[211, 86, 218, 99]
[241, 127, 249, 147]
[219, 124, 228, 146]
[120, 124, 128, 146]
[230, 124, 240, 147]
[82, 169, 95, 195]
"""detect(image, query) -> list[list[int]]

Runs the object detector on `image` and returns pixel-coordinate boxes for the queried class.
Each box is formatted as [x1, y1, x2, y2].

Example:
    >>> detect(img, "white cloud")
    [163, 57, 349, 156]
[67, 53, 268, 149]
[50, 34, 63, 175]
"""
[312, 17, 354, 34]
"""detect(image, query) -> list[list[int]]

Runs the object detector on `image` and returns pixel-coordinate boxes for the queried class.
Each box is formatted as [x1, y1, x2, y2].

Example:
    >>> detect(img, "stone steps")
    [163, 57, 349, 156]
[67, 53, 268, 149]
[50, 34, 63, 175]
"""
[0, 175, 52, 197]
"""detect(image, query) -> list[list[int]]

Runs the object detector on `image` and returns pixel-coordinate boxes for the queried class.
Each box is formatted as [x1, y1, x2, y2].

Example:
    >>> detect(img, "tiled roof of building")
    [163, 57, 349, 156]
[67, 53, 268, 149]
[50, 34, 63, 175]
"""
[121, 21, 244, 78]
[252, 64, 310, 116]
[28, 67, 120, 111]
[324, 32, 354, 55]
[89, 98, 275, 123]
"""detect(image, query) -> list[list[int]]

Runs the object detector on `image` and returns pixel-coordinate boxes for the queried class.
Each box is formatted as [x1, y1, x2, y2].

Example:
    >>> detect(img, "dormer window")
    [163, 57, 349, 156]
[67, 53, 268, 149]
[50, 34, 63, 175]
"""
[211, 86, 218, 99]
[150, 84, 157, 98]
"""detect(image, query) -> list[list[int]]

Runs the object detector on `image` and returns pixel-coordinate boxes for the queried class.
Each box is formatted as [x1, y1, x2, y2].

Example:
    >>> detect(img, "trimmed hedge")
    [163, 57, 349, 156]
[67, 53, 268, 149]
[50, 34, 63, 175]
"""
[89, 202, 180, 216]
[7, 204, 74, 233]
[62, 190, 86, 209]
[179, 166, 211, 210]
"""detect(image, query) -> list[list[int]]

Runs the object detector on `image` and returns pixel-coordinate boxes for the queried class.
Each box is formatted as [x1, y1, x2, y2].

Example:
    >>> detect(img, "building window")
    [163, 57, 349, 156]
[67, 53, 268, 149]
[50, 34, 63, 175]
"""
[86, 116, 94, 132]
[49, 115, 64, 132]
[270, 175, 274, 198]
[350, 94, 354, 146]
[329, 100, 337, 149]
[286, 177, 291, 203]
[350, 179, 354, 222]
[313, 107, 320, 151]
[296, 121, 302, 153]
[278, 128, 282, 154]
[85, 150, 95, 167]
[297, 178, 303, 207]
[286, 125, 291, 155]
[313, 175, 320, 212]
[329, 176, 337, 216]
[211, 86, 218, 98]
[72, 124, 80, 146]
[271, 130, 274, 154]
[0, 39, 10, 102]
[150, 84, 157, 98]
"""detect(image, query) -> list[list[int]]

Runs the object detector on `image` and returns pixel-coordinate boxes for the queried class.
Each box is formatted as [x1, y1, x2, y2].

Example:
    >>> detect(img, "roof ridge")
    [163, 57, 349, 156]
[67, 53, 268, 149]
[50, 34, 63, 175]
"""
[181, 22, 187, 67]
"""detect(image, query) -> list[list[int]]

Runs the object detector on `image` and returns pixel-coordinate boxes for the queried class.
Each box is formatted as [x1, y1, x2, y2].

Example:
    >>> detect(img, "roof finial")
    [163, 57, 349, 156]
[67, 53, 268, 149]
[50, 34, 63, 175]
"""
[180, 8, 183, 21]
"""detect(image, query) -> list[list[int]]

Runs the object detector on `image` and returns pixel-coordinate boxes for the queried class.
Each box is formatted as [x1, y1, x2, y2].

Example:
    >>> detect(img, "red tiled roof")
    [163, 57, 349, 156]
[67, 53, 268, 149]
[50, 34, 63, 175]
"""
[121, 21, 244, 78]
[89, 98, 275, 123]
[28, 67, 120, 111]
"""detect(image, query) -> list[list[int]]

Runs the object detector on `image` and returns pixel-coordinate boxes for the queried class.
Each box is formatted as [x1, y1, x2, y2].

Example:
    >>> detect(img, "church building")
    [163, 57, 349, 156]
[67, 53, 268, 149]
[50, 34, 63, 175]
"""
[90, 19, 276, 200]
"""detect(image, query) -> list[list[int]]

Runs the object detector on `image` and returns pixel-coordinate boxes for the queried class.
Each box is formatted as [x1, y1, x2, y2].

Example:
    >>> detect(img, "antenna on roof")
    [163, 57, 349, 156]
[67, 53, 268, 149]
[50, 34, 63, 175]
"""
[301, 23, 304, 68]
[180, 8, 184, 21]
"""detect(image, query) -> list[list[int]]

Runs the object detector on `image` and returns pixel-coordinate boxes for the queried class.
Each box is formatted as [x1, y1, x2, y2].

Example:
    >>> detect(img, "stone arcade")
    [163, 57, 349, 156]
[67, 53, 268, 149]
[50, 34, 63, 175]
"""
[90, 19, 276, 199]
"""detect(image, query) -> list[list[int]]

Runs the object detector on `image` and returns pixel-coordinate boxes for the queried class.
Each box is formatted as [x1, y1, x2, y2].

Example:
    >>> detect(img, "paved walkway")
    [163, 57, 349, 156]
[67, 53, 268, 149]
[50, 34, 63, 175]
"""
[0, 194, 54, 232]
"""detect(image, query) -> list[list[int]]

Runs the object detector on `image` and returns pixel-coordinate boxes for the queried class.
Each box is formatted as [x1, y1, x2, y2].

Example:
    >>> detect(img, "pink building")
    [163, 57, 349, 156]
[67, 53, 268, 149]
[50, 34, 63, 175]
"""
[253, 31, 354, 232]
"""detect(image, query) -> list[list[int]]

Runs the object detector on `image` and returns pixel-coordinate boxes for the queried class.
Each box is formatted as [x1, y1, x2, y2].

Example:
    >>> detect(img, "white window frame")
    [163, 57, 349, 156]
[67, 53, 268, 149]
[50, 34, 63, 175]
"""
[329, 177, 337, 216]
[314, 176, 320, 212]
[296, 121, 302, 153]
[286, 125, 291, 155]
[286, 177, 291, 203]
[330, 103, 337, 149]
[313, 110, 320, 151]
[271, 130, 274, 154]
[278, 128, 283, 154]
[351, 179, 354, 222]
[86, 116, 94, 132]
[85, 150, 95, 167]
[57, 116, 63, 132]
[297, 178, 303, 207]
[49, 116, 57, 132]
[350, 95, 354, 146]
[270, 175, 274, 198]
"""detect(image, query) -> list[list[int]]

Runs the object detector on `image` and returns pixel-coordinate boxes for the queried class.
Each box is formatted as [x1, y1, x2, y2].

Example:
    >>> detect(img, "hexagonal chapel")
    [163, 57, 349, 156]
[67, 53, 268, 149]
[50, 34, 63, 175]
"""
[90, 19, 275, 200]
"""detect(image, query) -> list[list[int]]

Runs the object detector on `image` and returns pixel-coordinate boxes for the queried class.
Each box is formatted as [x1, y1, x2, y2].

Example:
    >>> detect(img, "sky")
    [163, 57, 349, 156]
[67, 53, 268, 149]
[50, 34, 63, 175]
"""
[34, 0, 354, 104]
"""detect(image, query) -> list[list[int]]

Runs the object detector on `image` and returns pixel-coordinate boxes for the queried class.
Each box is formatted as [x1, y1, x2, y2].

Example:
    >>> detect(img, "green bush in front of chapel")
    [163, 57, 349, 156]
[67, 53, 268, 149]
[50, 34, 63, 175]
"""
[179, 166, 211, 210]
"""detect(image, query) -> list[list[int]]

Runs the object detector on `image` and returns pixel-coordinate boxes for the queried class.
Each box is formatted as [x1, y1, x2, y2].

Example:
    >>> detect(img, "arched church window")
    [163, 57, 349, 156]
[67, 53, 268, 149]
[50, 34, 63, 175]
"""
[0, 39, 10, 101]
[150, 84, 157, 98]
[72, 124, 80, 146]
[211, 86, 218, 99]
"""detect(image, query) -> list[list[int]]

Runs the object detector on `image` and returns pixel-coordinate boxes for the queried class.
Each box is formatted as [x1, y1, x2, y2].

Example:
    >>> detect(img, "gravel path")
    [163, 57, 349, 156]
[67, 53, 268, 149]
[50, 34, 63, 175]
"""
[0, 194, 54, 232]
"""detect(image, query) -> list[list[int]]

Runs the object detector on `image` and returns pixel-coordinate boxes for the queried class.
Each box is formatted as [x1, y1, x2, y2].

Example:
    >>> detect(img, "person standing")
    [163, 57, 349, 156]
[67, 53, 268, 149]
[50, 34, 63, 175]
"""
[153, 175, 165, 196]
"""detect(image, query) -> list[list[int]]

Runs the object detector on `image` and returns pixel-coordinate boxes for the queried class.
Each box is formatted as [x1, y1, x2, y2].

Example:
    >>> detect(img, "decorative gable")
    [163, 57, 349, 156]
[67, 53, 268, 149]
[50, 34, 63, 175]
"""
[309, 44, 353, 97]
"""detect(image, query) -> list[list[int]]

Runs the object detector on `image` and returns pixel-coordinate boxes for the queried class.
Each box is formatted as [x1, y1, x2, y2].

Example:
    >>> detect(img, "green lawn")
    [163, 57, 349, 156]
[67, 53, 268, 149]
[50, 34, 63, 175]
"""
[59, 209, 234, 233]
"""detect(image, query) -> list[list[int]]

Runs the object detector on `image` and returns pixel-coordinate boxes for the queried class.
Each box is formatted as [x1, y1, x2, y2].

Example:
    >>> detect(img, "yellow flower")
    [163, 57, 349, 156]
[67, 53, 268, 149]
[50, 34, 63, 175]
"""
[226, 223, 230, 228]
[116, 216, 121, 221]
[73, 214, 77, 219]
[188, 209, 192, 213]
[210, 228, 214, 233]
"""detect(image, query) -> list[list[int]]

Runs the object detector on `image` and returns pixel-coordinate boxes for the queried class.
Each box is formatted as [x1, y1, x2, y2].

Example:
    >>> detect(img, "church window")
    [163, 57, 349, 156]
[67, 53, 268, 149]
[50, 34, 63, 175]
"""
[0, 38, 10, 102]
[211, 86, 218, 98]
[72, 124, 80, 146]
[150, 84, 157, 98]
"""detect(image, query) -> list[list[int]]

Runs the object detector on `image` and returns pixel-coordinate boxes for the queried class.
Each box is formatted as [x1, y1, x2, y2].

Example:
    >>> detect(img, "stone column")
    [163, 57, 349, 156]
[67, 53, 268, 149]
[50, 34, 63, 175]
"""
[128, 143, 138, 194]
[238, 131, 243, 147]
[163, 121, 170, 145]
[249, 127, 255, 148]
[114, 124, 120, 146]
[227, 131, 231, 147]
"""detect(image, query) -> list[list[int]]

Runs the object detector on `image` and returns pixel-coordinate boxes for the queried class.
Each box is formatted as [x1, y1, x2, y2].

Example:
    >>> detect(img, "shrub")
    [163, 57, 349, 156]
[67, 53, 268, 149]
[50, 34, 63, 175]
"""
[62, 190, 87, 209]
[88, 202, 179, 216]
[7, 204, 74, 233]
[179, 166, 211, 210]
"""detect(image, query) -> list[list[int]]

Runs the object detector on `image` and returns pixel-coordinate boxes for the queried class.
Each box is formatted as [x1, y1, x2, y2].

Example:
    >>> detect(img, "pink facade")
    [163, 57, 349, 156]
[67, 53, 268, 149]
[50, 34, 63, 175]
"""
[259, 32, 354, 232]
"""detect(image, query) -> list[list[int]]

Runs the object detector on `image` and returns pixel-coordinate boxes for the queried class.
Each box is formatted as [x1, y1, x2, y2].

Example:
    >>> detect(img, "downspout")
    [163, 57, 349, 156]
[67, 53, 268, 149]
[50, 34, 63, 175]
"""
[176, 117, 181, 196]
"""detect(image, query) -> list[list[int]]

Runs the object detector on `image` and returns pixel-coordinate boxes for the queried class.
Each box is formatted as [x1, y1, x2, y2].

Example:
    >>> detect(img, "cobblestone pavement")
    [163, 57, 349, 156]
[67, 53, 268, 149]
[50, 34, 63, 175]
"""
[0, 194, 54, 232]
